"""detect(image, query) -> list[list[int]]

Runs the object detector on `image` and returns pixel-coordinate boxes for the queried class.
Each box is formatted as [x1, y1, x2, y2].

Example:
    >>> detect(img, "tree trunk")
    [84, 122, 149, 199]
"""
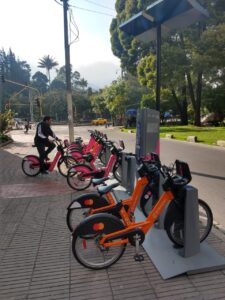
[171, 87, 188, 125]
[194, 72, 203, 126]
[181, 85, 188, 125]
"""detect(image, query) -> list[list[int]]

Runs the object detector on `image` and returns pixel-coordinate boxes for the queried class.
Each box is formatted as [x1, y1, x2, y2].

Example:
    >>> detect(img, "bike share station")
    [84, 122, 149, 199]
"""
[113, 0, 225, 279]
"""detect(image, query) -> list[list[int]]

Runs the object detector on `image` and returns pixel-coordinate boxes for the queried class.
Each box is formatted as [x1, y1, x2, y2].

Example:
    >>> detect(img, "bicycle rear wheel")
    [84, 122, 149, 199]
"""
[72, 214, 126, 270]
[22, 155, 41, 176]
[67, 164, 93, 191]
[57, 155, 77, 177]
[165, 199, 213, 247]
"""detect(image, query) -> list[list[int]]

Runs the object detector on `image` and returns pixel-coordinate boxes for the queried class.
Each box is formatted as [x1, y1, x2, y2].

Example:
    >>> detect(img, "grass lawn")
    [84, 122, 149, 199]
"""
[121, 126, 225, 146]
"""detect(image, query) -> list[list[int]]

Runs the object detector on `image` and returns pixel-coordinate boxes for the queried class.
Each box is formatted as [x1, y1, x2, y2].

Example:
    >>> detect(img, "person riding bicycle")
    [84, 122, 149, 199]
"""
[34, 116, 59, 174]
[24, 119, 30, 134]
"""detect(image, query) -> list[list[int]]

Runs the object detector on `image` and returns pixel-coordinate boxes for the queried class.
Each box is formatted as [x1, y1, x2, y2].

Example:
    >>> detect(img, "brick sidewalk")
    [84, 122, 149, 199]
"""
[1, 133, 225, 299]
[1, 193, 225, 300]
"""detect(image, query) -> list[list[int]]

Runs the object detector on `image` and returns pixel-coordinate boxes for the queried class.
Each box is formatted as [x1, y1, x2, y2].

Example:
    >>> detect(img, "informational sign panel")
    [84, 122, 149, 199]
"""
[135, 108, 160, 158]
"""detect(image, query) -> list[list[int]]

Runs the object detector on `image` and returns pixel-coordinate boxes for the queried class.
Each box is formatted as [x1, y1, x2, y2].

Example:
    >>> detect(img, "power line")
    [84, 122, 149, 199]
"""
[69, 4, 115, 17]
[78, 0, 114, 11]
[69, 8, 79, 45]
[54, 0, 63, 6]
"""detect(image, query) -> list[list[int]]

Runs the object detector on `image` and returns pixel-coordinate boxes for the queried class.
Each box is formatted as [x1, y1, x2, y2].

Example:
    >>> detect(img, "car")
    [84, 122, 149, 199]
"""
[91, 118, 107, 125]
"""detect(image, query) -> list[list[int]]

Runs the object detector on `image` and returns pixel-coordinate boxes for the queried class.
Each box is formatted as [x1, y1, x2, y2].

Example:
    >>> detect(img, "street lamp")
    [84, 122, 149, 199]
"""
[1, 78, 41, 121]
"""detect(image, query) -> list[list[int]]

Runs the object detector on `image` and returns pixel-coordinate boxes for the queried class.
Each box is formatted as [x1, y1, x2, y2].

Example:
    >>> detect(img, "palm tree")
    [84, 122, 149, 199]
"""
[38, 55, 58, 84]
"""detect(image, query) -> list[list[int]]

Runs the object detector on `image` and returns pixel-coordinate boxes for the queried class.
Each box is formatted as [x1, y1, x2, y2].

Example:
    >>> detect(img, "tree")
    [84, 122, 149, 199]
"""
[0, 48, 31, 117]
[38, 55, 58, 84]
[110, 0, 155, 75]
[111, 0, 225, 126]
[31, 71, 48, 94]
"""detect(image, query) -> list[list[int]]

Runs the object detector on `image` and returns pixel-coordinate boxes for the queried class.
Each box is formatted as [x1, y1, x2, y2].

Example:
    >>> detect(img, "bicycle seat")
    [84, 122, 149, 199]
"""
[97, 182, 120, 195]
[92, 177, 109, 186]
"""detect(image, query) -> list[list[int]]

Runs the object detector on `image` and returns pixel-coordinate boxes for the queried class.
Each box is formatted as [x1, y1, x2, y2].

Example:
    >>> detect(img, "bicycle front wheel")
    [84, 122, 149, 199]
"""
[57, 155, 77, 177]
[72, 214, 126, 270]
[22, 155, 41, 177]
[67, 164, 93, 191]
[165, 199, 213, 247]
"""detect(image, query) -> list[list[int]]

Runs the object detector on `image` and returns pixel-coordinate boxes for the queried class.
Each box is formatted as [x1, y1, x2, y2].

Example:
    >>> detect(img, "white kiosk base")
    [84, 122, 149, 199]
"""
[135, 208, 225, 279]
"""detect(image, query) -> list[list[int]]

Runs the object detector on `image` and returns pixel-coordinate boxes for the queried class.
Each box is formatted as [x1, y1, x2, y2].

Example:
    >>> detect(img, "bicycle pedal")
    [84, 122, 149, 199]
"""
[133, 254, 144, 262]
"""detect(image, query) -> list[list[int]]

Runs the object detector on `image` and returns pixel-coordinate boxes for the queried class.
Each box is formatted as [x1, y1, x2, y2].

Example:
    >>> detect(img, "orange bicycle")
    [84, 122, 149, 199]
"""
[71, 159, 212, 269]
[67, 155, 212, 249]
[66, 153, 157, 231]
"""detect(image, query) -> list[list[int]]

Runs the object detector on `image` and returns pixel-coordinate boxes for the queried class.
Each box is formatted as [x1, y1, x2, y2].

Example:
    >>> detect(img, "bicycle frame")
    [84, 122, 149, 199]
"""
[67, 134, 95, 153]
[42, 141, 66, 172]
[47, 150, 62, 172]
[101, 153, 117, 177]
[89, 176, 148, 215]
[70, 141, 103, 164]
[99, 190, 174, 248]
[76, 149, 118, 178]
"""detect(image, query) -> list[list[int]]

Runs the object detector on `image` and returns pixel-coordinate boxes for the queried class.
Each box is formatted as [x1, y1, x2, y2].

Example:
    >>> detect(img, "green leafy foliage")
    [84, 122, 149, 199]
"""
[110, 0, 225, 126]
[0, 110, 14, 134]
[38, 55, 58, 83]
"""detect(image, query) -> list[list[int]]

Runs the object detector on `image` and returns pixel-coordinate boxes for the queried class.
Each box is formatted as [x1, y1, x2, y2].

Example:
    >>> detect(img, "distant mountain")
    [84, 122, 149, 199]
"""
[30, 60, 121, 91]
[77, 61, 121, 90]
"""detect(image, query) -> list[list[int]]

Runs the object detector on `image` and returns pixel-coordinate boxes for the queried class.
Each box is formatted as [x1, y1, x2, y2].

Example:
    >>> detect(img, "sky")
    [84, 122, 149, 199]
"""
[0, 0, 121, 88]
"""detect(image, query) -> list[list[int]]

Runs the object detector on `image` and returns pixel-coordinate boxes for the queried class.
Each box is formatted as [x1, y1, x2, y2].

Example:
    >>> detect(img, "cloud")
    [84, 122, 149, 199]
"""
[77, 61, 121, 89]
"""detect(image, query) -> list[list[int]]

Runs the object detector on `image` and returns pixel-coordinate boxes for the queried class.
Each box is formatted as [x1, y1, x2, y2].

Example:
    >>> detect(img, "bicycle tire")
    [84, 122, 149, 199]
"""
[165, 199, 213, 247]
[113, 161, 122, 182]
[67, 164, 93, 191]
[72, 213, 126, 270]
[57, 155, 77, 177]
[21, 155, 41, 177]
[67, 193, 109, 232]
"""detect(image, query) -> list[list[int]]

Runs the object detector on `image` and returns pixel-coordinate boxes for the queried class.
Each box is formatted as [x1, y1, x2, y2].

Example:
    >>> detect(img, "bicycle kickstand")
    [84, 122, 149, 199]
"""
[133, 234, 144, 262]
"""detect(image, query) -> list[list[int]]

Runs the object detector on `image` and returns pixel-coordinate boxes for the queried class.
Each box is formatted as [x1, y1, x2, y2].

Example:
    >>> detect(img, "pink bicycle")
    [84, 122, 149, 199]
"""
[22, 140, 77, 177]
[66, 141, 124, 191]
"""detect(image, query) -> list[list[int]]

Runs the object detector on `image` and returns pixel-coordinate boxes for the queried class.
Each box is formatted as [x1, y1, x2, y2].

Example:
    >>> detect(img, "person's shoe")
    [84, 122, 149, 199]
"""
[40, 170, 49, 174]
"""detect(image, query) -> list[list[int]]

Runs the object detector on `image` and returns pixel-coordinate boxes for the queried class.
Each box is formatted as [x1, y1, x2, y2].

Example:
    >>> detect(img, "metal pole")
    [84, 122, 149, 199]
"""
[61, 0, 74, 142]
[29, 90, 34, 122]
[156, 24, 161, 112]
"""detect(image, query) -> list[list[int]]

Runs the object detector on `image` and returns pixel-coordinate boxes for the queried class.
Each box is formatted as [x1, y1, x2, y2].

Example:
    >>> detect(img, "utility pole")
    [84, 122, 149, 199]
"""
[60, 0, 74, 142]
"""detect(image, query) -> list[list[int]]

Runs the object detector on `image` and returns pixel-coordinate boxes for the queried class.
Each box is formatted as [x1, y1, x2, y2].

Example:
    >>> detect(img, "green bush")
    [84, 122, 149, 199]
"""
[0, 110, 14, 134]
[0, 133, 10, 143]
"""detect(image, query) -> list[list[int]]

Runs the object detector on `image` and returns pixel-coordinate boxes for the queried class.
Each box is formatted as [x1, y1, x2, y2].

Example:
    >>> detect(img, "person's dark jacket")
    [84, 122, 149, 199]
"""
[34, 121, 56, 145]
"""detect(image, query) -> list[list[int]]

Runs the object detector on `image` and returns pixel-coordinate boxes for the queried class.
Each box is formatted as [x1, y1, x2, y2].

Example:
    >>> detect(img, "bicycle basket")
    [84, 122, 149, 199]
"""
[175, 160, 192, 184]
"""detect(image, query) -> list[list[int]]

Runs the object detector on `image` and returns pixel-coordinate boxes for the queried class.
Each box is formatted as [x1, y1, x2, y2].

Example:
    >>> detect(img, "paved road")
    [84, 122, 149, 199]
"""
[69, 125, 225, 230]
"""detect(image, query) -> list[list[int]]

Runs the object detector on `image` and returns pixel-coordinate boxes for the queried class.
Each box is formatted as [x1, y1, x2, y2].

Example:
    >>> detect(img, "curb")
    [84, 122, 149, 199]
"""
[0, 138, 13, 148]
